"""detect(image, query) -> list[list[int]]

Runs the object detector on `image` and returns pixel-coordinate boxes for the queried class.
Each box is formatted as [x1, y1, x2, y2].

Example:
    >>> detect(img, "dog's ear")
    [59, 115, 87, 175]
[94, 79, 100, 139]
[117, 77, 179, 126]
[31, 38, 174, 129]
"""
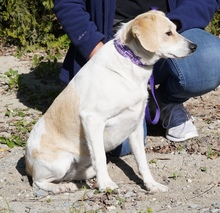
[118, 22, 134, 44]
[132, 14, 159, 53]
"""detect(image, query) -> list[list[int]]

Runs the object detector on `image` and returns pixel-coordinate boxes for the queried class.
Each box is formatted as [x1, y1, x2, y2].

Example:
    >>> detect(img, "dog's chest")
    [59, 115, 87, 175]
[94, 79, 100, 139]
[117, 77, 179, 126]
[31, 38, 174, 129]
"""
[103, 98, 146, 151]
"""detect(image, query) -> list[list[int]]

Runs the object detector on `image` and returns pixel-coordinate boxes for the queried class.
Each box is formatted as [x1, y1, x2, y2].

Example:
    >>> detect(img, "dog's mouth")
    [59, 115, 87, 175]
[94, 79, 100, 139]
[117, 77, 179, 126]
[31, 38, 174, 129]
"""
[163, 51, 194, 59]
[160, 53, 179, 59]
[168, 53, 178, 58]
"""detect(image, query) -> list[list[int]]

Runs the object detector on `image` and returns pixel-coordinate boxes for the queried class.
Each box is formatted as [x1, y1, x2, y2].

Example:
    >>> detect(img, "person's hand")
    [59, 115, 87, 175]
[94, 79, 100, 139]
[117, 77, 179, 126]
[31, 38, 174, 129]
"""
[89, 42, 104, 59]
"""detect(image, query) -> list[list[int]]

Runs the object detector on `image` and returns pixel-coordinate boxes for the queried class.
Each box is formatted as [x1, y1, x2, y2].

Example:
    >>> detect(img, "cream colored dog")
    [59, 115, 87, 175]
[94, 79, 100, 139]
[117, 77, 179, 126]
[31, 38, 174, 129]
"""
[25, 11, 196, 194]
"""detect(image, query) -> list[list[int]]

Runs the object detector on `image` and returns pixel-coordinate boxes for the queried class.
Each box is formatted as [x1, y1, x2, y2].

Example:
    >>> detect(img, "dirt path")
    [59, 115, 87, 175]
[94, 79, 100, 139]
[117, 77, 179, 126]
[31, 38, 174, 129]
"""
[0, 55, 220, 213]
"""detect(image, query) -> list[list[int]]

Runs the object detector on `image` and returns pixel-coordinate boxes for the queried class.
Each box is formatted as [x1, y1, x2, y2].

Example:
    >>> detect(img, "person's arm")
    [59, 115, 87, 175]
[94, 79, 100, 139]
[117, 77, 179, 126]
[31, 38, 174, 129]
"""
[54, 0, 105, 60]
[167, 0, 220, 33]
[88, 42, 104, 59]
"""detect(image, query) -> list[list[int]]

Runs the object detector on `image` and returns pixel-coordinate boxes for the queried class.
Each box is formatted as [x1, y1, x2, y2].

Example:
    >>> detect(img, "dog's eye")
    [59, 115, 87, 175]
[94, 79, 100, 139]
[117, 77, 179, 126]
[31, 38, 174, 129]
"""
[166, 31, 172, 36]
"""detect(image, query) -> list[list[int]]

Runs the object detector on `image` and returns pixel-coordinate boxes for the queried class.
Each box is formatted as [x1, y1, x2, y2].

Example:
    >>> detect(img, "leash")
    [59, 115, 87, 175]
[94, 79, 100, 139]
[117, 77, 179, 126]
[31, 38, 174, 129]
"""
[145, 75, 160, 125]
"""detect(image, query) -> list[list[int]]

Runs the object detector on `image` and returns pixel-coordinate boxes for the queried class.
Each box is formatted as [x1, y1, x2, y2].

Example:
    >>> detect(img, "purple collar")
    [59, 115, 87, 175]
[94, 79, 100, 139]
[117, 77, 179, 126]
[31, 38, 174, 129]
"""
[114, 39, 146, 67]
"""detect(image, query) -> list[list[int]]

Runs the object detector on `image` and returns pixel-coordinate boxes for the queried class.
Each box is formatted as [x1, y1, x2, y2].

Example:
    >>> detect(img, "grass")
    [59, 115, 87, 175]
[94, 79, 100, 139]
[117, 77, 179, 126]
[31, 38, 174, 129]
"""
[206, 10, 220, 36]
[171, 172, 179, 180]
[149, 159, 157, 164]
[206, 146, 220, 159]
[200, 167, 208, 172]
[4, 69, 19, 91]
[0, 196, 12, 213]
[31, 55, 61, 81]
[147, 207, 154, 213]
[0, 106, 38, 148]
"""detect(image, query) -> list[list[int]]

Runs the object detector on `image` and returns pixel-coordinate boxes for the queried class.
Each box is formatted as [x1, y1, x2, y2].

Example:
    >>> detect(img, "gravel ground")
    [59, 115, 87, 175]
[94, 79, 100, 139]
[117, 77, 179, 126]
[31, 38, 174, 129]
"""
[0, 55, 220, 213]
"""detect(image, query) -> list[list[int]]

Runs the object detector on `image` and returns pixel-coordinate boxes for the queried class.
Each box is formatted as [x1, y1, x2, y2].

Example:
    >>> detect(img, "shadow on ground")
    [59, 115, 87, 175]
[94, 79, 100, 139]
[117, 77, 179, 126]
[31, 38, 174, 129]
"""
[17, 61, 65, 113]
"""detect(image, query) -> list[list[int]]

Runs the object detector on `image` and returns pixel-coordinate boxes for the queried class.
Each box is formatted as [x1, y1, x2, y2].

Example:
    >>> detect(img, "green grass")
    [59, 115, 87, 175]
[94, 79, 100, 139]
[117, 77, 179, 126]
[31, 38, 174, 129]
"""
[4, 69, 19, 91]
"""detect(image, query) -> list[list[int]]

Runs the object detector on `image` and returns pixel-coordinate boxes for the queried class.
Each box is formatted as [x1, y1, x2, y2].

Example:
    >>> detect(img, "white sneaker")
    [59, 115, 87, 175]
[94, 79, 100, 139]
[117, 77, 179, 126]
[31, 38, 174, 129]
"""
[160, 103, 198, 142]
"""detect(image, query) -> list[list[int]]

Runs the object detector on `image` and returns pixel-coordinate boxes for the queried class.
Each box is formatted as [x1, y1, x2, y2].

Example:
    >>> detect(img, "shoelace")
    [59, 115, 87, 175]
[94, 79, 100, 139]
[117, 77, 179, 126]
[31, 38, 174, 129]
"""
[161, 103, 192, 129]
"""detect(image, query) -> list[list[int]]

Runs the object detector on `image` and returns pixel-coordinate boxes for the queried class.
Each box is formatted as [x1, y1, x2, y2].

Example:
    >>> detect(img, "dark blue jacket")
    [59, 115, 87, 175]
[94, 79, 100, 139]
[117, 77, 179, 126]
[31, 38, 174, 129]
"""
[54, 0, 220, 77]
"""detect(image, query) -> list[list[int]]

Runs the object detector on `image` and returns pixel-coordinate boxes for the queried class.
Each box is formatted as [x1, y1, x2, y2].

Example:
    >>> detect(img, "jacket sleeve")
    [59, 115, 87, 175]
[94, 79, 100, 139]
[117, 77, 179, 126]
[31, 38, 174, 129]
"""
[54, 0, 105, 60]
[167, 0, 220, 33]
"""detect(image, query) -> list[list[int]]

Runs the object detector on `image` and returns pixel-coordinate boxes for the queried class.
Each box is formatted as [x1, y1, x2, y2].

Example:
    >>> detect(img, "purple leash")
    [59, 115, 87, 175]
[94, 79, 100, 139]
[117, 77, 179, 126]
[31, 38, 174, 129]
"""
[145, 75, 160, 125]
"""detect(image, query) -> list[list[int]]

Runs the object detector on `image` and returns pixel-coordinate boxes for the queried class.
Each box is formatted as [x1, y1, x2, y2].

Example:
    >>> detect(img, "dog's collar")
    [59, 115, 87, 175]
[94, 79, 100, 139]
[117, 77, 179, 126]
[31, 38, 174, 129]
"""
[114, 39, 146, 67]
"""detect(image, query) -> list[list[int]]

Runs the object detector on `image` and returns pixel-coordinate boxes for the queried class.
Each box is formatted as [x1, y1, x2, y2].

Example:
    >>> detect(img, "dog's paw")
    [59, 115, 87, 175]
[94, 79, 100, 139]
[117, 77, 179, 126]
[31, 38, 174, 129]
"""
[146, 182, 168, 194]
[47, 182, 78, 194]
[98, 179, 118, 192]
[57, 182, 78, 193]
[34, 181, 78, 194]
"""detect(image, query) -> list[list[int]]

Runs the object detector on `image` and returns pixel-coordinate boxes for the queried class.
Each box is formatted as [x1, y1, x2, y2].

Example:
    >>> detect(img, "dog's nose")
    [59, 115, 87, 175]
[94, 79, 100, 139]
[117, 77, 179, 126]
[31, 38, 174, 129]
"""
[189, 43, 197, 53]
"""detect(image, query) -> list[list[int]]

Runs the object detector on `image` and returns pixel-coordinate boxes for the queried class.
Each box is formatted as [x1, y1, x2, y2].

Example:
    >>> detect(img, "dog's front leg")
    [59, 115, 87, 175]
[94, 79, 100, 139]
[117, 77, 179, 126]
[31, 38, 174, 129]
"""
[129, 120, 168, 193]
[81, 113, 118, 191]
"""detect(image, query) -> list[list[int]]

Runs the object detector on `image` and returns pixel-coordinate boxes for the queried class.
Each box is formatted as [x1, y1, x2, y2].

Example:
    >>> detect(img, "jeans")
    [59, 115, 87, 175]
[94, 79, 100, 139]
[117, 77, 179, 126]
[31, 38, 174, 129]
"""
[153, 28, 220, 104]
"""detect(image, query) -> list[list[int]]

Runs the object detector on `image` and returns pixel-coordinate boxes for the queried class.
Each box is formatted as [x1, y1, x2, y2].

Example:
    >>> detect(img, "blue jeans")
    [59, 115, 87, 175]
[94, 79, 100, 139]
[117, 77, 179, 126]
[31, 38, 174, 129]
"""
[153, 28, 220, 104]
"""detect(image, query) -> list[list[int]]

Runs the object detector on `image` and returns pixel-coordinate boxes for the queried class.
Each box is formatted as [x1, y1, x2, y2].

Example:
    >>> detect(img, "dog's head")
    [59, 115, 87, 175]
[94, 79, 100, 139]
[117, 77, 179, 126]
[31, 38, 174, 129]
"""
[115, 10, 197, 64]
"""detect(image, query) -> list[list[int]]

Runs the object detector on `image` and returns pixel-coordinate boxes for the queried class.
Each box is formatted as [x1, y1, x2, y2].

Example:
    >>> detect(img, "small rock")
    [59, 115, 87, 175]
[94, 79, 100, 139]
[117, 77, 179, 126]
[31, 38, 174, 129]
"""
[201, 208, 210, 212]
[25, 207, 31, 213]
[212, 202, 220, 209]
[211, 209, 220, 213]
[121, 203, 126, 210]
[208, 125, 215, 130]
[106, 206, 116, 210]
[124, 191, 134, 198]
[187, 178, 192, 183]
[188, 204, 200, 209]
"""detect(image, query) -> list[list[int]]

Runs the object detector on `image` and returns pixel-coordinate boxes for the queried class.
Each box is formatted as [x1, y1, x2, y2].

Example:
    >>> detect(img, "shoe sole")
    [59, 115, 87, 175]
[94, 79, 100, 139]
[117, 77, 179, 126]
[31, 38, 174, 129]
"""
[166, 131, 199, 142]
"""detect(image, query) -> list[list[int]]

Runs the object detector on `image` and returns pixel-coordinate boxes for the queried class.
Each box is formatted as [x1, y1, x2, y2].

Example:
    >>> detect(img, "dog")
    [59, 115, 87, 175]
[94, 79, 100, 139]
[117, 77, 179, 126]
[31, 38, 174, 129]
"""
[25, 10, 196, 194]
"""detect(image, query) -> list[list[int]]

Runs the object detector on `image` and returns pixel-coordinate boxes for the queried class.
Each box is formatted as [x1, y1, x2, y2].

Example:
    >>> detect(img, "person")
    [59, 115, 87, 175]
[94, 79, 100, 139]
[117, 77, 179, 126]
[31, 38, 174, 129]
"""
[54, 0, 220, 156]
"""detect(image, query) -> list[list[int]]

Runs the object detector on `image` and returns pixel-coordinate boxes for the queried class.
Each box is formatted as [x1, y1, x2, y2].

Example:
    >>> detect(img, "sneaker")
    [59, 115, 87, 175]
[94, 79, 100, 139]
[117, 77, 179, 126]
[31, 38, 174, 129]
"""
[160, 103, 198, 142]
